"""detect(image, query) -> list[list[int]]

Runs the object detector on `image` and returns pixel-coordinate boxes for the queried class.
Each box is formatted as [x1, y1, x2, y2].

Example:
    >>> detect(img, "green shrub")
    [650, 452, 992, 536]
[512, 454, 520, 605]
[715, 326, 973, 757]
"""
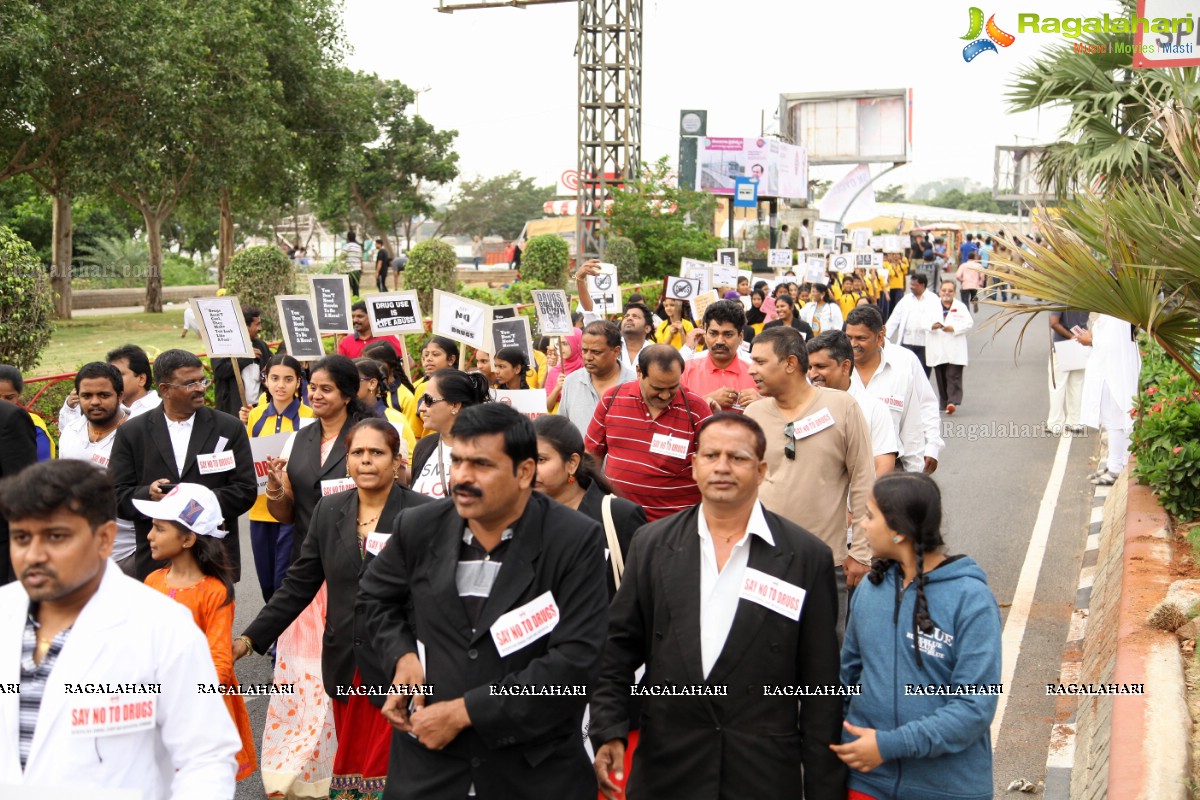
[406, 240, 459, 312]
[1131, 339, 1200, 519]
[502, 279, 546, 307]
[521, 235, 570, 290]
[606, 236, 639, 284]
[0, 226, 55, 371]
[225, 245, 295, 338]
[459, 286, 504, 306]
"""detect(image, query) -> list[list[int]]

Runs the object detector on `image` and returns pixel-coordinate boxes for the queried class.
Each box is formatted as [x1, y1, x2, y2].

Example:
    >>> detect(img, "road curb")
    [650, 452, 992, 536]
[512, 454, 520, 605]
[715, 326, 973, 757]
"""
[1055, 468, 1192, 799]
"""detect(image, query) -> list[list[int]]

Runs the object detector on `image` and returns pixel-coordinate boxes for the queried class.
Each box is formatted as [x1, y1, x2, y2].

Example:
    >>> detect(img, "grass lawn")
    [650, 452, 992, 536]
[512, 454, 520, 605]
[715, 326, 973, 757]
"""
[34, 309, 198, 377]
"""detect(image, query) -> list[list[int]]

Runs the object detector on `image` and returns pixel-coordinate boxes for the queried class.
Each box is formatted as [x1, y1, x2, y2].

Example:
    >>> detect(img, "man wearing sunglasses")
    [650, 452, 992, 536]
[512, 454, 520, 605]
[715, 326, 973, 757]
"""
[744, 327, 874, 641]
[109, 349, 257, 580]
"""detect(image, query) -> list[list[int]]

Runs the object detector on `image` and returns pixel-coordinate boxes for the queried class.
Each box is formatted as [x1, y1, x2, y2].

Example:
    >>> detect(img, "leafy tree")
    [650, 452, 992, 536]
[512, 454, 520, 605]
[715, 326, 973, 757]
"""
[521, 235, 570, 290]
[405, 239, 459, 312]
[914, 189, 1016, 215]
[316, 79, 459, 257]
[1007, 0, 1200, 195]
[606, 156, 723, 280]
[985, 98, 1200, 386]
[440, 172, 556, 240]
[876, 184, 907, 203]
[606, 236, 639, 284]
[225, 245, 295, 338]
[0, 226, 55, 371]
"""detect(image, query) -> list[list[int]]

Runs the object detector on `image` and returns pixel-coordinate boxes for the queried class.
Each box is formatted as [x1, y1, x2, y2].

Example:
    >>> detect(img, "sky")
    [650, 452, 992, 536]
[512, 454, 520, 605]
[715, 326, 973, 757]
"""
[343, 0, 1121, 196]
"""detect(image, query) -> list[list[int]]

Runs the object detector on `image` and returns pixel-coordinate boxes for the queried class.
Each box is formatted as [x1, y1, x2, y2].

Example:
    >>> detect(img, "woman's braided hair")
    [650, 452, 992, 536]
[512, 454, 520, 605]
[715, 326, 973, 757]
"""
[866, 472, 945, 668]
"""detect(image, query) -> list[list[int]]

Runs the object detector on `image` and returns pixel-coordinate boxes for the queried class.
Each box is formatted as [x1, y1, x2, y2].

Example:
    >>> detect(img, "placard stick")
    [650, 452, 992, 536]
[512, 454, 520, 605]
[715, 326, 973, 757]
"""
[232, 364, 248, 408]
[459, 340, 467, 367]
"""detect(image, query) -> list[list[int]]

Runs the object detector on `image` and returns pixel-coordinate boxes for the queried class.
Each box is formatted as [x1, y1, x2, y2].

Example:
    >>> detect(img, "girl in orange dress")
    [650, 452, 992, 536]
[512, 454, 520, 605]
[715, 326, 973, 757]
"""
[135, 483, 257, 781]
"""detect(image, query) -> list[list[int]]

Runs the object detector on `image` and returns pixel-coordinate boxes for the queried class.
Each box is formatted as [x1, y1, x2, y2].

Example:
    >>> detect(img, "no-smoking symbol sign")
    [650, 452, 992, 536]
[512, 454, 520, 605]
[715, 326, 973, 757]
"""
[672, 279, 694, 298]
[594, 274, 612, 291]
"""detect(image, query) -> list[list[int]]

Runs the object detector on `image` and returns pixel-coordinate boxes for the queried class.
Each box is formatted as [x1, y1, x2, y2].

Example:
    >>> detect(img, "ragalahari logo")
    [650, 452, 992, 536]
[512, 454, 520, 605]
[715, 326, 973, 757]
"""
[961, 7, 1016, 62]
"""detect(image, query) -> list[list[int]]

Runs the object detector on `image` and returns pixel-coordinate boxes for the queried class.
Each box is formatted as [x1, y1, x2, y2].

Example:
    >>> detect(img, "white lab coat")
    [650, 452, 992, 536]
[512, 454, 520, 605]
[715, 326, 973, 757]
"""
[0, 560, 239, 798]
[925, 300, 975, 367]
[1080, 314, 1141, 428]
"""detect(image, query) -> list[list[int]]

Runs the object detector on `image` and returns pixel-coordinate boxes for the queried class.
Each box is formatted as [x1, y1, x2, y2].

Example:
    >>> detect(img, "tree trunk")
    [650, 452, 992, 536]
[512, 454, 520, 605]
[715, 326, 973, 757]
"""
[217, 186, 233, 288]
[144, 211, 164, 313]
[50, 192, 73, 320]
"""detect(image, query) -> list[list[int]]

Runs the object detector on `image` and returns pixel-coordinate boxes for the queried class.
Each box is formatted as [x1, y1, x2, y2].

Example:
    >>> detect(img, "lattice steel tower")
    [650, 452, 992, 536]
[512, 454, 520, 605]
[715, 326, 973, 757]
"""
[438, 0, 643, 260]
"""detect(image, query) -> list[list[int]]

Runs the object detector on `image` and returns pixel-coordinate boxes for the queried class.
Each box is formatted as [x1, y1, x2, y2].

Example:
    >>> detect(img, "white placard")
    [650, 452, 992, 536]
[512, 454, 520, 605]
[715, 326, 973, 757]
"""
[871, 252, 884, 268]
[249, 431, 292, 493]
[851, 230, 871, 251]
[869, 235, 885, 251]
[588, 262, 621, 315]
[680, 258, 714, 294]
[433, 289, 492, 350]
[494, 388, 548, 419]
[690, 289, 720, 324]
[830, 254, 853, 274]
[883, 235, 904, 253]
[712, 262, 740, 289]
[531, 289, 573, 336]
[308, 274, 353, 334]
[189, 296, 254, 359]
[767, 249, 793, 268]
[812, 220, 836, 239]
[738, 269, 753, 286]
[665, 276, 702, 301]
[804, 259, 826, 284]
[716, 248, 739, 266]
[366, 291, 424, 335]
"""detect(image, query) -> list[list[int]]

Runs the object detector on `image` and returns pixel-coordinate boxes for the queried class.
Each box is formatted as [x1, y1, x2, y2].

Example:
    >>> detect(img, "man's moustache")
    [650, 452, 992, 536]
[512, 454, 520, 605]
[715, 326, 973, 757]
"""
[450, 483, 483, 498]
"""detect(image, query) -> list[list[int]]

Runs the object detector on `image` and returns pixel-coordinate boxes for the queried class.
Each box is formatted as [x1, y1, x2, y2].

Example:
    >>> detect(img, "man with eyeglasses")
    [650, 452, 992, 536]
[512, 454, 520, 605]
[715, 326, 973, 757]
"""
[109, 349, 257, 580]
[681, 300, 759, 413]
[744, 327, 874, 641]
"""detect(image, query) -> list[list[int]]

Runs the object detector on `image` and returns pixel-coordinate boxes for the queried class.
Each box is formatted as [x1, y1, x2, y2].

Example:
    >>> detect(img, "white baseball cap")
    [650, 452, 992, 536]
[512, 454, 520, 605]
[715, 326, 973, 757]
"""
[132, 483, 226, 539]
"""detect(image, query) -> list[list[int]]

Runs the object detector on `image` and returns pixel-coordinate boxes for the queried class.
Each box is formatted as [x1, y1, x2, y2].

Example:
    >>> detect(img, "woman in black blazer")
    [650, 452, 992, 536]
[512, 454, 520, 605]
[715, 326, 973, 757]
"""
[236, 418, 432, 797]
[533, 414, 645, 598]
[409, 368, 491, 498]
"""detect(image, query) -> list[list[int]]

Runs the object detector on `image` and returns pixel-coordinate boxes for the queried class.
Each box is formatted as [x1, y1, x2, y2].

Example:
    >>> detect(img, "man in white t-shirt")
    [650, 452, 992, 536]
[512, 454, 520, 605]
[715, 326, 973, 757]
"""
[342, 230, 364, 297]
[57, 363, 139, 575]
[59, 344, 161, 433]
[806, 331, 898, 476]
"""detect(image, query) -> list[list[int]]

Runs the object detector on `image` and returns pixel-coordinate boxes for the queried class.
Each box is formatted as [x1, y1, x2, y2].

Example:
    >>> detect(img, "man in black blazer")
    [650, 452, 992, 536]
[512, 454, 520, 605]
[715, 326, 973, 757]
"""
[590, 412, 846, 800]
[0, 400, 38, 582]
[359, 403, 609, 800]
[108, 349, 257, 580]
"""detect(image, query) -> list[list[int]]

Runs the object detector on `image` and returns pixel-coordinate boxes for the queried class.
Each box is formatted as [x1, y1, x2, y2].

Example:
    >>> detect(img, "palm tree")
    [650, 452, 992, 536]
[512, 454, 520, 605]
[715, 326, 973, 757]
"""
[1006, 0, 1200, 196]
[982, 94, 1200, 385]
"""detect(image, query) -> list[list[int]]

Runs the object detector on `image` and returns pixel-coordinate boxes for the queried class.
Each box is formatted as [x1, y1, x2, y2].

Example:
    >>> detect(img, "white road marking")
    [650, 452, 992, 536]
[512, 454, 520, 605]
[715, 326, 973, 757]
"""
[1089, 506, 1104, 525]
[992, 434, 1072, 747]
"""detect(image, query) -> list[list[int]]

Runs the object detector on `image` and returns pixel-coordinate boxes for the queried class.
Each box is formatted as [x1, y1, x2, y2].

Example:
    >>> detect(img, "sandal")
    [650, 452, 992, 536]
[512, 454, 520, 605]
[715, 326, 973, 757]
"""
[1091, 471, 1119, 486]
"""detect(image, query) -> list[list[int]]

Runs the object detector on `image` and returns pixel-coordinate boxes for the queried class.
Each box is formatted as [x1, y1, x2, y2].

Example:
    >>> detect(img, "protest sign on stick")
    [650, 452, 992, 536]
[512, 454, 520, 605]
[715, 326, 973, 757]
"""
[275, 296, 325, 360]
[531, 289, 573, 336]
[432, 290, 491, 350]
[366, 291, 424, 335]
[308, 275, 353, 334]
[190, 295, 255, 406]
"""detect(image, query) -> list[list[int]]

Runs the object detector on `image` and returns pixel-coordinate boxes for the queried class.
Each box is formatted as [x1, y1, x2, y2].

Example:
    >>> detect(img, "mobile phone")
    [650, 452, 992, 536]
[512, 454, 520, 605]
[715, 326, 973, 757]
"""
[158, 483, 178, 493]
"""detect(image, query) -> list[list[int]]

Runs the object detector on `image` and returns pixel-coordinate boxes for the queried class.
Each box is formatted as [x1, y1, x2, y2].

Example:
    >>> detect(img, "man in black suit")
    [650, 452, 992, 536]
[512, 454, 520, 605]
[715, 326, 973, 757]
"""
[590, 412, 846, 800]
[0, 400, 37, 582]
[359, 403, 609, 800]
[108, 349, 257, 580]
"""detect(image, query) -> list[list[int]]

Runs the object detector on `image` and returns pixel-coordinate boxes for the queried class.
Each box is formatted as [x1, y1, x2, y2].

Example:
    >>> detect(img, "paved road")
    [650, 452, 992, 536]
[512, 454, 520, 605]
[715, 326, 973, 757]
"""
[230, 303, 1094, 798]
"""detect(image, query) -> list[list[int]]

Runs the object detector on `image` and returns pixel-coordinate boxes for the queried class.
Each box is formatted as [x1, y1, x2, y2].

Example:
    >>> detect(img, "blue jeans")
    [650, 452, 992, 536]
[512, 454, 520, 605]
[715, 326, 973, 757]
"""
[250, 521, 295, 603]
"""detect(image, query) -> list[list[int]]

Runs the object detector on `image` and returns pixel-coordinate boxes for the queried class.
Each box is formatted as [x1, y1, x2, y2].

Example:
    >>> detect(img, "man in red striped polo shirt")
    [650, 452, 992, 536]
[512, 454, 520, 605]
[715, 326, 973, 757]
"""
[586, 345, 712, 521]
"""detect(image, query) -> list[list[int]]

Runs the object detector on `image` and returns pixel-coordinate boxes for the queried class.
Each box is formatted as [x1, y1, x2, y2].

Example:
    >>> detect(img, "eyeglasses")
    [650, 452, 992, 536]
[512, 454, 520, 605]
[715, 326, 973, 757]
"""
[419, 393, 446, 407]
[166, 379, 210, 391]
[783, 422, 796, 460]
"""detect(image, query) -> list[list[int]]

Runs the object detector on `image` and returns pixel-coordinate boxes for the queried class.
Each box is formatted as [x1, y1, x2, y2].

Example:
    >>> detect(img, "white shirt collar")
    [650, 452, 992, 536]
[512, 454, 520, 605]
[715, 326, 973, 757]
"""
[164, 413, 195, 428]
[697, 500, 774, 548]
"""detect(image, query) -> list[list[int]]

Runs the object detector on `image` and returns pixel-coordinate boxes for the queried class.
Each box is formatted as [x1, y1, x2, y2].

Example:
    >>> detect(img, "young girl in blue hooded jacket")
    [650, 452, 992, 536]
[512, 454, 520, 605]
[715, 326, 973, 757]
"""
[832, 471, 1002, 800]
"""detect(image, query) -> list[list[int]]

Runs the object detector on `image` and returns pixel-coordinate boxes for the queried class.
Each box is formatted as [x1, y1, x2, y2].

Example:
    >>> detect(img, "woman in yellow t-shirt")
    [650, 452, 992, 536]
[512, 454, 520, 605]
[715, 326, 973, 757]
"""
[238, 354, 314, 603]
[654, 297, 695, 350]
